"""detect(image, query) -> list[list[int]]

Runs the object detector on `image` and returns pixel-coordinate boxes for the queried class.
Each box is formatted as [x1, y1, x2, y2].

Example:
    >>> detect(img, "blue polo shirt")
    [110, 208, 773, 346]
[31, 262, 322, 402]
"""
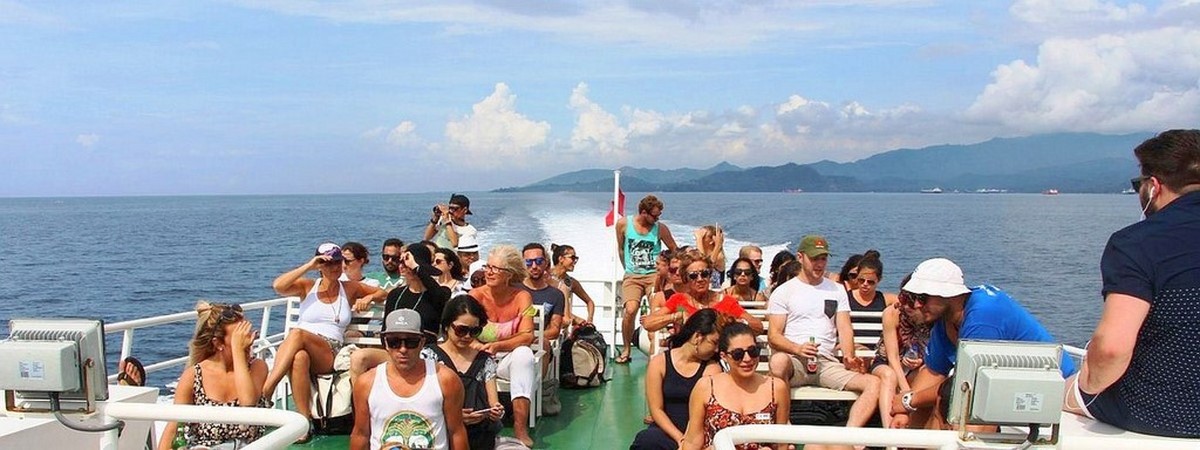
[1087, 191, 1200, 438]
[925, 285, 1077, 377]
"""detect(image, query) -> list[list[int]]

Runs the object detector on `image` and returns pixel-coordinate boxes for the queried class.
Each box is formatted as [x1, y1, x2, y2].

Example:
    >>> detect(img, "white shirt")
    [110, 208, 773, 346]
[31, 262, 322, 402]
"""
[766, 276, 849, 357]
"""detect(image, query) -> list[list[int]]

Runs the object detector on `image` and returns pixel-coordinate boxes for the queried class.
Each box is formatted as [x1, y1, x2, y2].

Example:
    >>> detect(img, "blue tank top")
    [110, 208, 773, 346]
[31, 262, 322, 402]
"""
[623, 214, 661, 275]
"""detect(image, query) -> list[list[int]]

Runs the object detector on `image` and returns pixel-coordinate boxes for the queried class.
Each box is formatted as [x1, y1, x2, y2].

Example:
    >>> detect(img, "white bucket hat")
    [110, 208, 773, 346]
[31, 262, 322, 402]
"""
[904, 258, 971, 297]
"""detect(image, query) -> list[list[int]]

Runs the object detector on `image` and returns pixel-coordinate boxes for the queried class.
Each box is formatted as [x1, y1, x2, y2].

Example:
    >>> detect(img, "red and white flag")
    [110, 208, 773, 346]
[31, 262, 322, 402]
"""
[604, 189, 625, 227]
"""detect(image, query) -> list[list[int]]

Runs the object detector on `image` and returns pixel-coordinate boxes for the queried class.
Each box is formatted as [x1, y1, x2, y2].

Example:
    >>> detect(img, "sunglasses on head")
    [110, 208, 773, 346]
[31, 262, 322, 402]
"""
[524, 257, 546, 267]
[731, 268, 754, 277]
[725, 346, 761, 361]
[213, 303, 243, 323]
[383, 335, 424, 350]
[450, 323, 484, 337]
[381, 254, 402, 262]
[687, 269, 714, 280]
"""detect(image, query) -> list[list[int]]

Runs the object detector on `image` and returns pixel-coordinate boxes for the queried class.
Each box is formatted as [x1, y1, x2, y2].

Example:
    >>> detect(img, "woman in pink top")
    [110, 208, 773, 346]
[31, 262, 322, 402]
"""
[469, 244, 537, 447]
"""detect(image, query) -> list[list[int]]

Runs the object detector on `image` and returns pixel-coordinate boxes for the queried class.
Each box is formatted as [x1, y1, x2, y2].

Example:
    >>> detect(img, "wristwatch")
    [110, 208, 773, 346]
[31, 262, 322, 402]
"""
[901, 391, 917, 412]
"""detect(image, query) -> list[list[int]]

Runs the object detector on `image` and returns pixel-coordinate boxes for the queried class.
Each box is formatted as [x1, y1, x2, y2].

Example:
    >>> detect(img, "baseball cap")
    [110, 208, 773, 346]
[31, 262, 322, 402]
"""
[381, 309, 423, 335]
[315, 242, 344, 261]
[903, 258, 971, 298]
[798, 235, 830, 258]
[456, 235, 480, 253]
[449, 194, 472, 214]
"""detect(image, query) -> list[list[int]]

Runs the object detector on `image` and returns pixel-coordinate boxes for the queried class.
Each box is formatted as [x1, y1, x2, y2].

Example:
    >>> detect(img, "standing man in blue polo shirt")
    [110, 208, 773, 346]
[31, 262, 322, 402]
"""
[889, 258, 1075, 429]
[1063, 129, 1200, 438]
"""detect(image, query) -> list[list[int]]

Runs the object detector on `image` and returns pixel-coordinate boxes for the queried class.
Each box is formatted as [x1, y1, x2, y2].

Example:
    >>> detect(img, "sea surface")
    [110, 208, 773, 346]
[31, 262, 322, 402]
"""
[0, 192, 1141, 387]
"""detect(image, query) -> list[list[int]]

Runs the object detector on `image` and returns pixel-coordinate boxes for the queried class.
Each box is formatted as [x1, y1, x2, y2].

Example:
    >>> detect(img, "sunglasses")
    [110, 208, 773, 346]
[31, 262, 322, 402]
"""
[483, 264, 509, 275]
[898, 290, 929, 306]
[687, 269, 714, 280]
[751, 259, 763, 265]
[342, 258, 359, 265]
[858, 279, 878, 286]
[381, 254, 402, 262]
[448, 205, 462, 212]
[1131, 175, 1151, 191]
[668, 266, 679, 274]
[214, 303, 243, 323]
[524, 257, 546, 267]
[433, 258, 448, 265]
[565, 255, 580, 262]
[846, 272, 859, 280]
[450, 323, 484, 337]
[731, 268, 755, 277]
[725, 346, 762, 361]
[383, 335, 424, 350]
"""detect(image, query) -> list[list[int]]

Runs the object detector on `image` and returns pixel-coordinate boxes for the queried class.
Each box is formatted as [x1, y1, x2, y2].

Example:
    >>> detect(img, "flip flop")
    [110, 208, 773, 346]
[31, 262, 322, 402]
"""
[117, 356, 146, 387]
[614, 353, 632, 364]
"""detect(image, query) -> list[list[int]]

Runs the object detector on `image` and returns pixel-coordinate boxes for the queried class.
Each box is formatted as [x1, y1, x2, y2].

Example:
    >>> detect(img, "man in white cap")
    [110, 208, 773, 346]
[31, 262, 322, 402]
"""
[888, 257, 1076, 429]
[351, 309, 468, 450]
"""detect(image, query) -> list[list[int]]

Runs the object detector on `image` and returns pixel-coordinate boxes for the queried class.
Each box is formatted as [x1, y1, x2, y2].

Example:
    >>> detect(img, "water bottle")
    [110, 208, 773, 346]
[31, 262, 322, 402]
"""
[172, 423, 187, 449]
[805, 336, 819, 373]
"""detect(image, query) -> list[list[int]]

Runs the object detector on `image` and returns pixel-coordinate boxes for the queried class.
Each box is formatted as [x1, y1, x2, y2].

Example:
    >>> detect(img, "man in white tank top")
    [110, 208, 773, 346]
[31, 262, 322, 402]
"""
[350, 309, 468, 450]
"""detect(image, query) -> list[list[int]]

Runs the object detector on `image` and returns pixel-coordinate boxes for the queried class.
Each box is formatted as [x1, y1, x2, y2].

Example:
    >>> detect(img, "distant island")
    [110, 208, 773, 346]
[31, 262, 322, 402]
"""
[495, 132, 1150, 194]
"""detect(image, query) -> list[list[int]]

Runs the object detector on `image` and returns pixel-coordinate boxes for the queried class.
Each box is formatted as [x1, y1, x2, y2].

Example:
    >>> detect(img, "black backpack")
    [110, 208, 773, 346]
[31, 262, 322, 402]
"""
[559, 324, 610, 388]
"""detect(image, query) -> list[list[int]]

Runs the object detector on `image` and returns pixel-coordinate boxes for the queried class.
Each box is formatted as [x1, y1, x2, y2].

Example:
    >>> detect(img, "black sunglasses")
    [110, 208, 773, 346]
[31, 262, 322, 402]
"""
[846, 271, 859, 280]
[731, 268, 755, 277]
[450, 324, 484, 337]
[687, 269, 714, 280]
[214, 303, 243, 323]
[383, 335, 424, 350]
[381, 254, 402, 262]
[1131, 175, 1151, 191]
[898, 290, 928, 306]
[725, 346, 762, 361]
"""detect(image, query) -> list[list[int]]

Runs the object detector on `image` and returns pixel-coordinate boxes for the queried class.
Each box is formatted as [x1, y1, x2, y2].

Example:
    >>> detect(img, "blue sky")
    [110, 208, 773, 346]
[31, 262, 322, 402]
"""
[1, 0, 1197, 196]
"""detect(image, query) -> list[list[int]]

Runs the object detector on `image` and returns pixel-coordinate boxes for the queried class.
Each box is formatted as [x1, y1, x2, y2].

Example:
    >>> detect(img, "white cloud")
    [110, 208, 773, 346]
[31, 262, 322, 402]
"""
[386, 121, 421, 147]
[568, 82, 628, 158]
[76, 133, 100, 149]
[443, 83, 550, 165]
[1010, 0, 1148, 24]
[965, 27, 1200, 133]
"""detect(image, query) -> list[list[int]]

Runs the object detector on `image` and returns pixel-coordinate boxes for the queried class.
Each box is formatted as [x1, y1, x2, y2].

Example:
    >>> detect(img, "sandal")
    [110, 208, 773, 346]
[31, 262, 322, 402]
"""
[614, 352, 632, 364]
[117, 356, 146, 387]
[295, 433, 312, 444]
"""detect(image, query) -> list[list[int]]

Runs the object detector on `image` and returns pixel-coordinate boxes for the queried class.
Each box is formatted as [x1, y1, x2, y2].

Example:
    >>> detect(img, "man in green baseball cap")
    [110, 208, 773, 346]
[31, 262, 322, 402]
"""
[766, 234, 881, 429]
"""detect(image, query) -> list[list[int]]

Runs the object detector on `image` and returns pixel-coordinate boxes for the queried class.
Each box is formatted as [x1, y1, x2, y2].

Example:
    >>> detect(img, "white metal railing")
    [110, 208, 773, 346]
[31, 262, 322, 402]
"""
[101, 402, 308, 450]
[103, 297, 292, 383]
[713, 424, 961, 450]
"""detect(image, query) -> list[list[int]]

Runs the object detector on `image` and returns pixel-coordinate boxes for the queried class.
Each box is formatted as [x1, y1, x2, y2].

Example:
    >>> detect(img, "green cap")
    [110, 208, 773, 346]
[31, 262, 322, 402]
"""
[798, 235, 830, 258]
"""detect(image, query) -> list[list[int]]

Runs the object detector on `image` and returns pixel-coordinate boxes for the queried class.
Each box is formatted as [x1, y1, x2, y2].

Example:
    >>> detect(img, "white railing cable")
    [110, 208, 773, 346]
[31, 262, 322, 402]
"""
[712, 424, 960, 450]
[101, 402, 308, 450]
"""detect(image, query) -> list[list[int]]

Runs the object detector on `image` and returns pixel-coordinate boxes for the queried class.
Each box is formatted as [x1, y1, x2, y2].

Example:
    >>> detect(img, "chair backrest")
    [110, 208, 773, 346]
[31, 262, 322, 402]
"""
[531, 304, 546, 351]
[285, 295, 383, 347]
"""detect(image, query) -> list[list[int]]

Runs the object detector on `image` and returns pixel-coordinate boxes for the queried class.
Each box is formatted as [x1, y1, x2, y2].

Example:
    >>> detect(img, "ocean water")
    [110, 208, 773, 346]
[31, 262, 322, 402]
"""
[0, 192, 1141, 387]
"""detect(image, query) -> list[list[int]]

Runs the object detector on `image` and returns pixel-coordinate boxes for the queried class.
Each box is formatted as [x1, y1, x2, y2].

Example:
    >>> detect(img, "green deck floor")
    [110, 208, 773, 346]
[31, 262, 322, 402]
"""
[290, 353, 649, 449]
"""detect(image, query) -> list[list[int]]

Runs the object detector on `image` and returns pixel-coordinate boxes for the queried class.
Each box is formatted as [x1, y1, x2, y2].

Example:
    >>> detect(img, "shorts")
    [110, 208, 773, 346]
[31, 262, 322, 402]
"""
[621, 273, 657, 306]
[318, 335, 344, 358]
[786, 354, 859, 391]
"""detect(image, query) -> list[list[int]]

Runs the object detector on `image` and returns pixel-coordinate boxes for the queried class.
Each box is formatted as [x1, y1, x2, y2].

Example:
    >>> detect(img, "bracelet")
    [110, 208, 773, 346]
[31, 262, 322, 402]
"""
[901, 391, 917, 412]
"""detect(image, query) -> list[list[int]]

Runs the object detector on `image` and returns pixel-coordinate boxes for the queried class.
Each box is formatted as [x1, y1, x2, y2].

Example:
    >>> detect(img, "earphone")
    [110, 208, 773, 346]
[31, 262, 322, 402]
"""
[1141, 183, 1157, 216]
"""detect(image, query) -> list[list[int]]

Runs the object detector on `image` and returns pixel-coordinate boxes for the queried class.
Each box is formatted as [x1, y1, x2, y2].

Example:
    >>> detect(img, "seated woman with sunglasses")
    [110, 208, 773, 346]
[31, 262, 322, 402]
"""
[631, 309, 723, 450]
[550, 243, 597, 325]
[434, 248, 468, 296]
[872, 274, 931, 429]
[159, 301, 268, 450]
[429, 295, 505, 450]
[643, 251, 763, 335]
[264, 242, 385, 440]
[723, 257, 768, 307]
[469, 244, 538, 447]
[680, 322, 790, 450]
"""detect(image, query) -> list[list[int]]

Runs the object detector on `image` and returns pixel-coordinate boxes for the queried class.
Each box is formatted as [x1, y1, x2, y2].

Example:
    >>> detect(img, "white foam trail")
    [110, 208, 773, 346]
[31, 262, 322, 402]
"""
[529, 207, 617, 282]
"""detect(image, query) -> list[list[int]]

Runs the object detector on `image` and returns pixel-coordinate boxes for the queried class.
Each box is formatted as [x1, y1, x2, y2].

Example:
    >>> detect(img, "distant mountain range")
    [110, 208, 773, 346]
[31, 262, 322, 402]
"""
[495, 132, 1152, 193]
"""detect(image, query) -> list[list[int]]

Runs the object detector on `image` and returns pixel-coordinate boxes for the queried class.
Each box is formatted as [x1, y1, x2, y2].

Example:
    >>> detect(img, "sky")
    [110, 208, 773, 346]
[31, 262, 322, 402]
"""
[1, 0, 1198, 196]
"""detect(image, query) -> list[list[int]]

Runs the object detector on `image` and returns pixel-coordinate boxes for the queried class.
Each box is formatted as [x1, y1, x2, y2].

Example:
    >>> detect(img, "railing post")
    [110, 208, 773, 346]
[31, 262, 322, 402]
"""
[120, 329, 134, 364]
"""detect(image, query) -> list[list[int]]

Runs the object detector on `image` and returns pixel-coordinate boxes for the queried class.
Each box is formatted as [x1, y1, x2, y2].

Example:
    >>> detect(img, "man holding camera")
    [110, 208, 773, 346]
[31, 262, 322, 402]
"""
[424, 194, 478, 251]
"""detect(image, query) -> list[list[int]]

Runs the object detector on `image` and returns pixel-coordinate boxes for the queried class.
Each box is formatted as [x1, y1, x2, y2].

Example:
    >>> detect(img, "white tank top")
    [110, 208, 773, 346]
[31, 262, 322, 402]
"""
[295, 279, 350, 342]
[368, 361, 448, 450]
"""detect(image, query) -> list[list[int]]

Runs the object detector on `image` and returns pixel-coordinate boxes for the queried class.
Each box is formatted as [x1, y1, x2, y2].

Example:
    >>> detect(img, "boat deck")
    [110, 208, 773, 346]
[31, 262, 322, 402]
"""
[290, 354, 649, 449]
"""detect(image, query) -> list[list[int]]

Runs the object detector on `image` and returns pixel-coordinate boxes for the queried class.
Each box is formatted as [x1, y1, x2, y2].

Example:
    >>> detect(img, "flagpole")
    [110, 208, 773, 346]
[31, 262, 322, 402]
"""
[610, 169, 621, 360]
